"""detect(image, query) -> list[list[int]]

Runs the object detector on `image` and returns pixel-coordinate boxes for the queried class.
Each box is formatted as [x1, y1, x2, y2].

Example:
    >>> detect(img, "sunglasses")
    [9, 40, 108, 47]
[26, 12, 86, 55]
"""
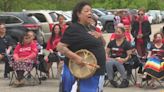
[138, 13, 144, 16]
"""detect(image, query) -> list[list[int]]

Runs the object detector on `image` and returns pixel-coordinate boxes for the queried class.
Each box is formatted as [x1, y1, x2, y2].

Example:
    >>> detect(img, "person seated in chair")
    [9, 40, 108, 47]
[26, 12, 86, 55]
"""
[46, 24, 63, 79]
[0, 22, 16, 78]
[10, 31, 38, 86]
[110, 23, 133, 43]
[142, 32, 164, 88]
[106, 26, 132, 88]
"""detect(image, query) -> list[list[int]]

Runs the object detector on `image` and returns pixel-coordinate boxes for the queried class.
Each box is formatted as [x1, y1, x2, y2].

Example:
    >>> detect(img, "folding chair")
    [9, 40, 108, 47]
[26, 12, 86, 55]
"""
[9, 62, 42, 86]
[141, 75, 164, 88]
[140, 63, 164, 88]
[7, 52, 42, 86]
[104, 54, 143, 87]
[48, 52, 64, 79]
[104, 65, 134, 87]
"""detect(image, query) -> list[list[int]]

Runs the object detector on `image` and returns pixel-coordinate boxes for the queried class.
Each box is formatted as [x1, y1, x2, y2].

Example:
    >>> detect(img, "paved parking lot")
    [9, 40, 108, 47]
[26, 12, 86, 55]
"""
[0, 63, 163, 92]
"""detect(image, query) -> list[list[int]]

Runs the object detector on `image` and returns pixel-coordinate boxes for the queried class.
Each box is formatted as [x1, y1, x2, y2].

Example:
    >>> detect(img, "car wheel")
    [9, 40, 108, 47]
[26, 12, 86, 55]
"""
[105, 21, 115, 33]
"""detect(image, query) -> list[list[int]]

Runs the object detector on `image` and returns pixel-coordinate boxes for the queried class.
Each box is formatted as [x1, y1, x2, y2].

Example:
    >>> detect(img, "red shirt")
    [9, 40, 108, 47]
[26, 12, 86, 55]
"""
[46, 35, 61, 51]
[135, 16, 149, 44]
[13, 41, 38, 60]
[121, 16, 131, 26]
[61, 24, 68, 35]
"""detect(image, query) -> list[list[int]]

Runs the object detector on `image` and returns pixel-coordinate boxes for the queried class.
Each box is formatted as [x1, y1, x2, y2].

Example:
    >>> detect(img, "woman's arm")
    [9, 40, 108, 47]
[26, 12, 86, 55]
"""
[124, 50, 132, 62]
[13, 45, 20, 61]
[143, 21, 151, 38]
[57, 42, 84, 66]
[116, 49, 132, 63]
[106, 48, 110, 57]
[24, 43, 38, 60]
[89, 31, 106, 46]
[147, 51, 152, 58]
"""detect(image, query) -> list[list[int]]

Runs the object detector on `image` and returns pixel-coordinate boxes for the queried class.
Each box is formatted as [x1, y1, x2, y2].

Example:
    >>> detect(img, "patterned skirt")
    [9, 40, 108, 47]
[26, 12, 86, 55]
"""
[144, 56, 164, 80]
[9, 60, 34, 71]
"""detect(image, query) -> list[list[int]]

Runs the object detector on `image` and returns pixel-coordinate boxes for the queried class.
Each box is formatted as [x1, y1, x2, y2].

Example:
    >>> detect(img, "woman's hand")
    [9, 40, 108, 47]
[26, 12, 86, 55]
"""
[115, 57, 124, 64]
[88, 31, 102, 38]
[0, 54, 4, 60]
[50, 49, 54, 53]
[137, 34, 143, 38]
[162, 57, 164, 60]
[74, 57, 85, 67]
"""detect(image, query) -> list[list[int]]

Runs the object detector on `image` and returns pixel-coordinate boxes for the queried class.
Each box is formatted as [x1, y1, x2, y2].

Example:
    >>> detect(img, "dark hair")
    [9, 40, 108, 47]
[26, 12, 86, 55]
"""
[153, 32, 164, 43]
[20, 30, 36, 45]
[0, 22, 5, 26]
[72, 1, 91, 23]
[58, 15, 65, 20]
[50, 24, 62, 45]
[116, 26, 125, 33]
[20, 33, 25, 45]
[138, 8, 145, 13]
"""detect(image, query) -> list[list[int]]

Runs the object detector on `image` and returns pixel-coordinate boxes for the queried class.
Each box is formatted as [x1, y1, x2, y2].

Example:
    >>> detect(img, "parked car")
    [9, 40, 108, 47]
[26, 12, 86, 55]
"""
[147, 10, 162, 24]
[161, 11, 164, 21]
[24, 10, 59, 42]
[145, 13, 153, 24]
[0, 12, 44, 45]
[53, 10, 72, 25]
[92, 8, 115, 33]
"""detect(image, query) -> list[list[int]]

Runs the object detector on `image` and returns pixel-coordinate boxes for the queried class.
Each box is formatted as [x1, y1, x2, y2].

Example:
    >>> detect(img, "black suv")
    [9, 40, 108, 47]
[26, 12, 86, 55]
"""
[0, 12, 44, 45]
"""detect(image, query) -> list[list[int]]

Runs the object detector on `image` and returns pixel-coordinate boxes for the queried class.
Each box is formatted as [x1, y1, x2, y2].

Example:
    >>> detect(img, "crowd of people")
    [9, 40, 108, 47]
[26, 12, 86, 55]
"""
[0, 1, 163, 92]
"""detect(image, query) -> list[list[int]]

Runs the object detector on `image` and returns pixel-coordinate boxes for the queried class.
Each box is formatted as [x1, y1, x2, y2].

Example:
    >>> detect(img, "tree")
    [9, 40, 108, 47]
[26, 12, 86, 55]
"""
[147, 0, 160, 10]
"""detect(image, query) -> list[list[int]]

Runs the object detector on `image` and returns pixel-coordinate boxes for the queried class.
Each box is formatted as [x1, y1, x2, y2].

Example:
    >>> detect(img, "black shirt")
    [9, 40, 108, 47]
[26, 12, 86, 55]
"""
[149, 44, 164, 58]
[107, 40, 131, 58]
[0, 35, 15, 54]
[61, 23, 106, 75]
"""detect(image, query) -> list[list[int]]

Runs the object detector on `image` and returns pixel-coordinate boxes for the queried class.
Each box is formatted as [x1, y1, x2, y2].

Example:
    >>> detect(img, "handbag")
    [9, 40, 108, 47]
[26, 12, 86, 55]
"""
[48, 52, 60, 62]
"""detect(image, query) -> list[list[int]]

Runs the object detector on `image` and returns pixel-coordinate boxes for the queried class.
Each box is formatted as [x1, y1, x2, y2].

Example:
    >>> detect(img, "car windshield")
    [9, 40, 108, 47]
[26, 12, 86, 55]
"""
[49, 12, 58, 22]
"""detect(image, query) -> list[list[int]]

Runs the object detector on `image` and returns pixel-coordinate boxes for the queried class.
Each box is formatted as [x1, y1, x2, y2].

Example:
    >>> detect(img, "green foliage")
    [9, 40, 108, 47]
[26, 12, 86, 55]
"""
[0, 0, 163, 12]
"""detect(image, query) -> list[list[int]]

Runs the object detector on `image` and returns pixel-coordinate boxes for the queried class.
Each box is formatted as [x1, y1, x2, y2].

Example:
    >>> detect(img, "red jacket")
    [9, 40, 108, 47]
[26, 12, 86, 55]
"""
[61, 24, 68, 35]
[13, 41, 38, 61]
[121, 16, 131, 26]
[46, 36, 61, 51]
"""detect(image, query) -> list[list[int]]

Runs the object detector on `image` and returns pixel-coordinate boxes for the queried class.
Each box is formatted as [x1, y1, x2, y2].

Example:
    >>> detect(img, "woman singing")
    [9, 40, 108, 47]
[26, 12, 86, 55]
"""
[57, 1, 106, 92]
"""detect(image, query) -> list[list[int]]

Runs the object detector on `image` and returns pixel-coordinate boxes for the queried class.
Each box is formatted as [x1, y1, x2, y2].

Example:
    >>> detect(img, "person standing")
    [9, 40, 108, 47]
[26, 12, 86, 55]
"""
[58, 15, 68, 35]
[0, 22, 16, 78]
[57, 1, 106, 92]
[131, 8, 151, 57]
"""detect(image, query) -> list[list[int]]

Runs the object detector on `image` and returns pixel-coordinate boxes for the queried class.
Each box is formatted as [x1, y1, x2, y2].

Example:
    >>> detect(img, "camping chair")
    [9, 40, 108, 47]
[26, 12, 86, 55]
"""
[104, 63, 136, 87]
[104, 52, 144, 87]
[8, 54, 42, 86]
[48, 52, 64, 79]
[140, 57, 164, 88]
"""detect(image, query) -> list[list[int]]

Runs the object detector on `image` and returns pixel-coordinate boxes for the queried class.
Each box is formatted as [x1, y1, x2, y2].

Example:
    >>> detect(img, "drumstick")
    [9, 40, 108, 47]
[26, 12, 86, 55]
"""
[83, 62, 100, 69]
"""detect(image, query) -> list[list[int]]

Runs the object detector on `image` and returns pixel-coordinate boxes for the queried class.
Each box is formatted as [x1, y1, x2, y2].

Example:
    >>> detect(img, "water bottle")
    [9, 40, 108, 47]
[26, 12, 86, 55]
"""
[131, 41, 135, 48]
